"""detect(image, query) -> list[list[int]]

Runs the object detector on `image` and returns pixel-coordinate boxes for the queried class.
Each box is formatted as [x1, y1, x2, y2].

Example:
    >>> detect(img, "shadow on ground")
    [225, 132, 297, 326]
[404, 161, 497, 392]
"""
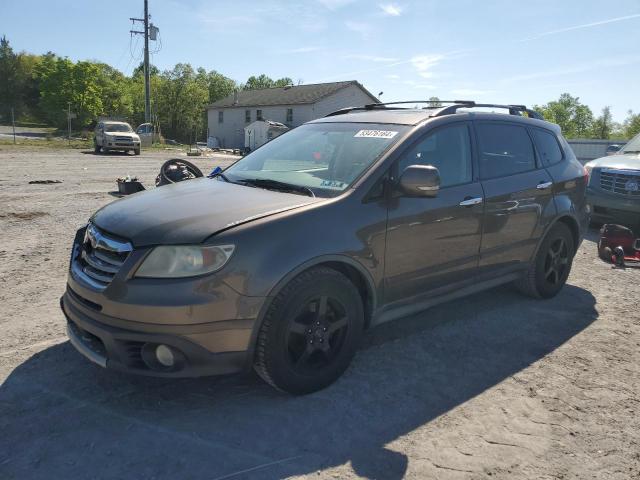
[0, 284, 597, 479]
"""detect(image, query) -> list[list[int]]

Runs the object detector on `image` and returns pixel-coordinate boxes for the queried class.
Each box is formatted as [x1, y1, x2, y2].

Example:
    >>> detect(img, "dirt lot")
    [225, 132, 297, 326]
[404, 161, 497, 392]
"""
[0, 146, 639, 480]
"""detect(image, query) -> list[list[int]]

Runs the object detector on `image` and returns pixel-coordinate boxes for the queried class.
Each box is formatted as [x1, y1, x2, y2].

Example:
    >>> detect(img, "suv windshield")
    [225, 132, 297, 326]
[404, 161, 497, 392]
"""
[104, 123, 133, 133]
[224, 123, 407, 197]
[620, 132, 640, 154]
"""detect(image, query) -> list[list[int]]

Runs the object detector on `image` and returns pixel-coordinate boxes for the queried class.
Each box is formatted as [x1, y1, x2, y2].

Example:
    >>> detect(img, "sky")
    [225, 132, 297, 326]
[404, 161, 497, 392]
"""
[2, 0, 640, 121]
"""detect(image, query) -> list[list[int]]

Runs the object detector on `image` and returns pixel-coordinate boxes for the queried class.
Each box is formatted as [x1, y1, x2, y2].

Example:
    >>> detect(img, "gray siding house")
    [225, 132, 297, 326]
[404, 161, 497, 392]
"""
[206, 81, 378, 149]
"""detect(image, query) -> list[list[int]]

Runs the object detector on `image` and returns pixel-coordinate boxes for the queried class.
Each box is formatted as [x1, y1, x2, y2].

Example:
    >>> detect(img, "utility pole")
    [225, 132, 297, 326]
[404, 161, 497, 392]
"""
[11, 107, 16, 144]
[130, 0, 156, 123]
[67, 102, 71, 146]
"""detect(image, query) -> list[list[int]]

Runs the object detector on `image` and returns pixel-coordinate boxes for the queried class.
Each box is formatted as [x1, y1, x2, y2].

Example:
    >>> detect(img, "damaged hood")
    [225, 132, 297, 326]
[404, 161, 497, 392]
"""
[92, 178, 321, 246]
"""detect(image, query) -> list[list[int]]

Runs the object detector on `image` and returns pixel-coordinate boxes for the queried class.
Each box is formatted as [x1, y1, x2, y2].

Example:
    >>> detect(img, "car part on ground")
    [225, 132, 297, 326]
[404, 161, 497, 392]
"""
[598, 223, 640, 267]
[117, 176, 145, 195]
[64, 99, 589, 394]
[155, 158, 204, 186]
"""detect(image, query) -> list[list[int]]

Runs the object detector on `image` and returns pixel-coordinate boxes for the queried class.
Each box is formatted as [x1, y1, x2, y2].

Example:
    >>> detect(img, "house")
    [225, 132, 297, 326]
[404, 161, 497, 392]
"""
[206, 81, 378, 149]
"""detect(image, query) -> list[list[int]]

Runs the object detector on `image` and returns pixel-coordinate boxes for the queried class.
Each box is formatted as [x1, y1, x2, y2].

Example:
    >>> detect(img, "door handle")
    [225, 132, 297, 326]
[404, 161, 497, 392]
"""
[536, 181, 553, 190]
[459, 197, 483, 207]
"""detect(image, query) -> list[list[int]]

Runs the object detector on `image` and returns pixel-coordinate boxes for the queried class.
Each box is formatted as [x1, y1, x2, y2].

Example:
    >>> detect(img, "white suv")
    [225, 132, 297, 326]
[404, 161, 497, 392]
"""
[94, 121, 141, 155]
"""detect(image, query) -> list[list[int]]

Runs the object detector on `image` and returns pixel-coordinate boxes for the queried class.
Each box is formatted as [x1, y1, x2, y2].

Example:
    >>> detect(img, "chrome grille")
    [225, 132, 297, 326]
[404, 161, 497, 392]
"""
[72, 224, 132, 291]
[599, 169, 640, 197]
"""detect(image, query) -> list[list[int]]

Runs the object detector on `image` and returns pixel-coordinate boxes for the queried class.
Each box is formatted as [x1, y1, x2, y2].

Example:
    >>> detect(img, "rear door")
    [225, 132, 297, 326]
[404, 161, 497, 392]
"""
[384, 122, 484, 304]
[475, 121, 555, 276]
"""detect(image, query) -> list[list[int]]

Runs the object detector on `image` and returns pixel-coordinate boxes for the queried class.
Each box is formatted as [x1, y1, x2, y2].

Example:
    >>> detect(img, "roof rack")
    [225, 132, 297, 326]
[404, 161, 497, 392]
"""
[324, 100, 544, 120]
[434, 102, 544, 120]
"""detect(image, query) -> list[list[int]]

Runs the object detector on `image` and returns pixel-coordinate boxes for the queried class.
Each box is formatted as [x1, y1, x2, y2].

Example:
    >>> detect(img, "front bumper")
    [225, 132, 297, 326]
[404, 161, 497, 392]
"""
[61, 289, 253, 377]
[587, 187, 640, 224]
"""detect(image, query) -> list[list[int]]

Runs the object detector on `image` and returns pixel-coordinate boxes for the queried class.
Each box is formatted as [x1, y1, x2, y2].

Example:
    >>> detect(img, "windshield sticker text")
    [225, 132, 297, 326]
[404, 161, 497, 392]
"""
[354, 130, 398, 139]
[321, 180, 346, 189]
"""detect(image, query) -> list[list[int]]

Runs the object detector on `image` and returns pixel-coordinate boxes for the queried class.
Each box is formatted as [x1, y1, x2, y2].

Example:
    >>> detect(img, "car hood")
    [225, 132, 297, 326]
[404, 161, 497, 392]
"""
[105, 131, 139, 139]
[91, 178, 322, 246]
[587, 153, 640, 170]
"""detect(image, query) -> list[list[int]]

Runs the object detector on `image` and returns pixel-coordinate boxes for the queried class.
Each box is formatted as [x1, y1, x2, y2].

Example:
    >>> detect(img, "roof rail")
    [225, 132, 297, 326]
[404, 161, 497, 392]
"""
[324, 100, 544, 120]
[435, 102, 544, 120]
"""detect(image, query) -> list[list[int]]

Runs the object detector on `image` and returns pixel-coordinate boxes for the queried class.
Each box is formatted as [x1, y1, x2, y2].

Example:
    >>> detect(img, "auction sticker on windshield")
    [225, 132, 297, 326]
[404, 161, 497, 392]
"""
[354, 130, 398, 139]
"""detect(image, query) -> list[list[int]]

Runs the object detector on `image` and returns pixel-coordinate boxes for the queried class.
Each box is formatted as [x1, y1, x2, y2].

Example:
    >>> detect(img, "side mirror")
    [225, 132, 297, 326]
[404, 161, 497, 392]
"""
[398, 165, 440, 197]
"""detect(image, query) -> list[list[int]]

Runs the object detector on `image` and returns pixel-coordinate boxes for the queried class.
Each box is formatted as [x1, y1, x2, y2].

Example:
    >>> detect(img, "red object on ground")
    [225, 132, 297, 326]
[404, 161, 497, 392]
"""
[598, 224, 640, 264]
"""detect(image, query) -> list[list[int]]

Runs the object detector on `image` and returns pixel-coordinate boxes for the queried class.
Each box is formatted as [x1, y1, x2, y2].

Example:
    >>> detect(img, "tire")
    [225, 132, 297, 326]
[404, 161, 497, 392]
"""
[254, 267, 364, 395]
[515, 223, 575, 299]
[134, 148, 141, 155]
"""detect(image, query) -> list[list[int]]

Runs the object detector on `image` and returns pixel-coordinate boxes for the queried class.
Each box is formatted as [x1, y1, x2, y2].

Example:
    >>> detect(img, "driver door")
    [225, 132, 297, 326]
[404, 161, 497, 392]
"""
[384, 122, 484, 305]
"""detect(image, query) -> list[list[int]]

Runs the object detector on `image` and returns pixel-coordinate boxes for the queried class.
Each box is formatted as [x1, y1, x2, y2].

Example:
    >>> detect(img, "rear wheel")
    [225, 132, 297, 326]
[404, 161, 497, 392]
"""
[254, 267, 364, 395]
[515, 223, 575, 298]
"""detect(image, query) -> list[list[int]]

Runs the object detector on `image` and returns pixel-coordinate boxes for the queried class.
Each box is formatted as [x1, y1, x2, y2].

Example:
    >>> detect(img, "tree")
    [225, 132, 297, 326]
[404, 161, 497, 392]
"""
[591, 106, 614, 139]
[427, 96, 441, 107]
[207, 70, 237, 103]
[243, 74, 293, 90]
[534, 93, 594, 138]
[622, 110, 640, 139]
[0, 36, 23, 120]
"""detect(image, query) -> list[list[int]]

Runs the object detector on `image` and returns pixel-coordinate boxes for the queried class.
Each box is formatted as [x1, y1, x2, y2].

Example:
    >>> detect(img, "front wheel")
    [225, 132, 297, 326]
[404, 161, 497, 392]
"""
[254, 267, 364, 395]
[515, 223, 575, 298]
[134, 148, 141, 155]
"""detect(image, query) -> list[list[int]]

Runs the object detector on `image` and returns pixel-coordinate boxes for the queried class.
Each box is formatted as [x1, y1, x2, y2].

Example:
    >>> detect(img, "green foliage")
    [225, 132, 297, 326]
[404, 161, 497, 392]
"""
[243, 74, 293, 90]
[533, 93, 594, 138]
[623, 110, 640, 139]
[591, 106, 614, 139]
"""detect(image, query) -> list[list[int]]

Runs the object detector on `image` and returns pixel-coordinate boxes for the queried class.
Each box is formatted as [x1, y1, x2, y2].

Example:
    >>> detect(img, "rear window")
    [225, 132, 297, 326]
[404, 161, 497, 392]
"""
[476, 123, 536, 179]
[531, 129, 563, 166]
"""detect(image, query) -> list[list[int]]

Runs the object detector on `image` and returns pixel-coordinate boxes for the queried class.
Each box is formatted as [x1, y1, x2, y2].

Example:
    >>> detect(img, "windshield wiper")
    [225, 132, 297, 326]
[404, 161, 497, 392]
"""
[238, 178, 315, 197]
[622, 150, 640, 154]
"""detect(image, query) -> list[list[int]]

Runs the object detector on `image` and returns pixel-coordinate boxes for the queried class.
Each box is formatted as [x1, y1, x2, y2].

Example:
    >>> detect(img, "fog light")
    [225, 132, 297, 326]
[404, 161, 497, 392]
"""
[155, 344, 175, 367]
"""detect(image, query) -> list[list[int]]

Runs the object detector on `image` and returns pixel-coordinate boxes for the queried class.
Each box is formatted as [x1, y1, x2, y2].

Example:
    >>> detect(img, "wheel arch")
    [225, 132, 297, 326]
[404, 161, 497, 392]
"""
[532, 214, 581, 262]
[243, 255, 377, 369]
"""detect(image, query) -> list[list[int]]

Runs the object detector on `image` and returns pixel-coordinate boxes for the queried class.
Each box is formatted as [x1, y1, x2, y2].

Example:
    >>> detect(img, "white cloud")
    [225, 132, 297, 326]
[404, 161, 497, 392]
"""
[345, 20, 372, 37]
[343, 54, 399, 62]
[411, 54, 444, 78]
[522, 13, 640, 41]
[386, 74, 401, 79]
[380, 3, 402, 16]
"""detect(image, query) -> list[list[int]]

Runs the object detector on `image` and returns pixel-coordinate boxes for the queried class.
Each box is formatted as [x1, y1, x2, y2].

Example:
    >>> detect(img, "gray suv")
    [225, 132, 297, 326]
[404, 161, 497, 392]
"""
[61, 101, 589, 394]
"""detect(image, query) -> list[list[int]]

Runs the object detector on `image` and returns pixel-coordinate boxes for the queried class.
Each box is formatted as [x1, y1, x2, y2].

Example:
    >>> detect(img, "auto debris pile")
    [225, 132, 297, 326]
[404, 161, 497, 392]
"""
[115, 158, 207, 195]
[598, 224, 640, 268]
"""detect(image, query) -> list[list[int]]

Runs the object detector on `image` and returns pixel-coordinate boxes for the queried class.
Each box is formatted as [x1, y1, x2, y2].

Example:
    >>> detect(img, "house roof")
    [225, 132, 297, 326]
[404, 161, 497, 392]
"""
[207, 81, 378, 109]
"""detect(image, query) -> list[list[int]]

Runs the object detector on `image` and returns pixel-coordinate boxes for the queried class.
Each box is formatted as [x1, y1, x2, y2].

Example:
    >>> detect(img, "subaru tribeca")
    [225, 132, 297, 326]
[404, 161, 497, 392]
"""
[62, 101, 589, 394]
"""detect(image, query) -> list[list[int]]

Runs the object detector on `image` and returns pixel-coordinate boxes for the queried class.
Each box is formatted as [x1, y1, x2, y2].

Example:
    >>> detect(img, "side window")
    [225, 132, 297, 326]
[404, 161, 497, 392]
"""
[531, 129, 563, 166]
[257, 109, 263, 121]
[398, 124, 472, 187]
[218, 111, 224, 124]
[476, 123, 535, 179]
[245, 110, 251, 123]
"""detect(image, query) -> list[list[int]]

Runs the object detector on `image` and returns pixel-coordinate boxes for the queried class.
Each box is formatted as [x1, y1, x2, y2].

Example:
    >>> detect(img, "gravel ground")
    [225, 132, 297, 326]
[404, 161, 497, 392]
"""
[0, 147, 638, 480]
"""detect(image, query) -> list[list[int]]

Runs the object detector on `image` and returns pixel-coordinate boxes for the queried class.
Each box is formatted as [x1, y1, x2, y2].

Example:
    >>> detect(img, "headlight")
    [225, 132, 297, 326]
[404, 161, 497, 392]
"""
[135, 245, 235, 278]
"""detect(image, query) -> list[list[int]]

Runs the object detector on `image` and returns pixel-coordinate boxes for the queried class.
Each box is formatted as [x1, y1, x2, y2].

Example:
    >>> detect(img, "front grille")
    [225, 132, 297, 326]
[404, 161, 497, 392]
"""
[72, 224, 132, 291]
[115, 136, 134, 143]
[599, 169, 640, 197]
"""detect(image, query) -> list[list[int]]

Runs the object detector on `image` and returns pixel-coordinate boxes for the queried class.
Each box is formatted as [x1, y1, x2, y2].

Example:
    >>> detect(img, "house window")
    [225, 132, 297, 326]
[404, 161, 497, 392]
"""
[286, 108, 293, 123]
[257, 109, 263, 121]
[245, 110, 251, 123]
[218, 111, 224, 124]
